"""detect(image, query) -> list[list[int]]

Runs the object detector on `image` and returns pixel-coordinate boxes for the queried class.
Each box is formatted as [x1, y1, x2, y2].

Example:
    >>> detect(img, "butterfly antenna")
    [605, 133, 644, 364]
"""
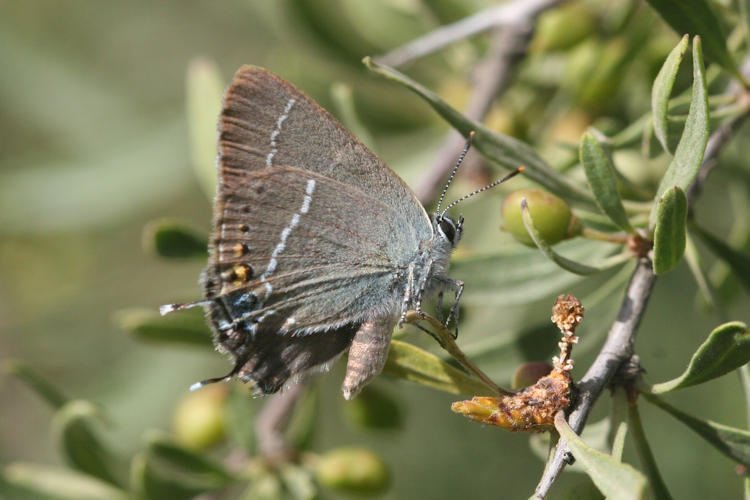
[435, 131, 476, 216]
[440, 166, 525, 218]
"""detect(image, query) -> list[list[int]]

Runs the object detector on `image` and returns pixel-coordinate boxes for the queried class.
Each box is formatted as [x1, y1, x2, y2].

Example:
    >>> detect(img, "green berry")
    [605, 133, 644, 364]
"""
[502, 189, 578, 246]
[315, 447, 389, 495]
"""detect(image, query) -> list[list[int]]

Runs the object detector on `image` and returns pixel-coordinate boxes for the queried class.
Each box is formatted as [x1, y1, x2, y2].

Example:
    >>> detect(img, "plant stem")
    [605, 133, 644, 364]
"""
[580, 227, 629, 244]
[628, 401, 674, 500]
[374, 0, 563, 68]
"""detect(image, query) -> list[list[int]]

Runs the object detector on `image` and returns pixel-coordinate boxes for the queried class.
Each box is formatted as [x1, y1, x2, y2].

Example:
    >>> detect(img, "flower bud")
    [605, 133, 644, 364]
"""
[172, 383, 227, 449]
[502, 189, 579, 246]
[315, 447, 389, 495]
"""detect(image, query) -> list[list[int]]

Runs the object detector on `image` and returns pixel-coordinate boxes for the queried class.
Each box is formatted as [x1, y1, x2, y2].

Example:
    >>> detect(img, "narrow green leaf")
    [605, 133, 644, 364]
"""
[115, 307, 212, 346]
[130, 434, 234, 500]
[684, 232, 724, 315]
[362, 57, 595, 206]
[130, 451, 204, 500]
[452, 239, 620, 306]
[653, 186, 688, 274]
[741, 0, 750, 61]
[383, 340, 495, 396]
[694, 224, 750, 295]
[146, 436, 234, 484]
[2, 463, 128, 500]
[529, 418, 613, 473]
[610, 388, 629, 462]
[647, 321, 750, 393]
[628, 403, 674, 500]
[52, 401, 126, 487]
[520, 198, 628, 275]
[2, 359, 68, 409]
[580, 131, 634, 233]
[645, 1, 742, 81]
[143, 219, 207, 259]
[651, 35, 690, 155]
[650, 37, 709, 228]
[186, 58, 223, 198]
[555, 413, 647, 500]
[644, 393, 750, 467]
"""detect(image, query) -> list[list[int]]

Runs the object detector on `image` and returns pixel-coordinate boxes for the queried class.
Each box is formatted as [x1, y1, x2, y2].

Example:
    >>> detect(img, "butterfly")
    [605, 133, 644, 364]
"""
[162, 66, 521, 399]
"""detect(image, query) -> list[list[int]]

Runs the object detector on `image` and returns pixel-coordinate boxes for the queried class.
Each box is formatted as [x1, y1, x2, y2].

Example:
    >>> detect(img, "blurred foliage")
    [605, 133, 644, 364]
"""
[2, 0, 750, 499]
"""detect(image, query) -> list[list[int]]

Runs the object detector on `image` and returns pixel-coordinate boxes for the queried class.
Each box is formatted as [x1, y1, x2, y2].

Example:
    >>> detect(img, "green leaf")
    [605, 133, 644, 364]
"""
[52, 401, 126, 487]
[452, 239, 621, 306]
[555, 413, 647, 500]
[628, 403, 674, 500]
[652, 186, 688, 274]
[1, 463, 128, 500]
[646, 321, 750, 393]
[115, 307, 212, 346]
[383, 340, 495, 396]
[147, 436, 234, 483]
[650, 37, 709, 228]
[186, 58, 223, 198]
[741, 0, 750, 63]
[645, 1, 742, 81]
[130, 434, 234, 500]
[694, 224, 750, 295]
[644, 393, 750, 467]
[143, 219, 207, 259]
[651, 35, 690, 155]
[684, 232, 723, 314]
[2, 359, 68, 409]
[579, 131, 634, 233]
[520, 198, 628, 275]
[362, 57, 595, 206]
[609, 388, 629, 462]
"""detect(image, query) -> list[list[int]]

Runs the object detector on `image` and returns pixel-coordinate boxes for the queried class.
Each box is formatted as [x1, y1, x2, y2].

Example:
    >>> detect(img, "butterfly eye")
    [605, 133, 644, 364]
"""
[438, 217, 457, 244]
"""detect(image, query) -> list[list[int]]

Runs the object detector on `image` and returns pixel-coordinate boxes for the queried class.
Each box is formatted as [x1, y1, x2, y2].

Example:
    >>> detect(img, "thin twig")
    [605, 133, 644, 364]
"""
[413, 21, 538, 204]
[534, 103, 750, 498]
[375, 0, 564, 68]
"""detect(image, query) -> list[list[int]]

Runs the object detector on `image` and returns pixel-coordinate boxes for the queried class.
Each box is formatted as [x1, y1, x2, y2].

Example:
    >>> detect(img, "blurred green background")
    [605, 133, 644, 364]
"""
[2, 0, 750, 498]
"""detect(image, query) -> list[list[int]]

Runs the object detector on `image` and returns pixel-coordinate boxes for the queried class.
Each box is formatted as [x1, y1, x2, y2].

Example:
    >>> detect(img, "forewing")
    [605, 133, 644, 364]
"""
[218, 65, 432, 242]
[204, 166, 418, 337]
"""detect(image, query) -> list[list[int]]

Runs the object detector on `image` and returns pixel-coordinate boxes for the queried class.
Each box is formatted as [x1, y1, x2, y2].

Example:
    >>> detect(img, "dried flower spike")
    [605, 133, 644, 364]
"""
[451, 295, 585, 432]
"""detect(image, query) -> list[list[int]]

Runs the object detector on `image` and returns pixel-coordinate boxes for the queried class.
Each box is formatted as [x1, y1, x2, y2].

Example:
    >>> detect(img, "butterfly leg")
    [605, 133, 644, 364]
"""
[412, 258, 434, 317]
[436, 291, 444, 323]
[398, 264, 416, 327]
[445, 279, 464, 338]
[342, 315, 396, 400]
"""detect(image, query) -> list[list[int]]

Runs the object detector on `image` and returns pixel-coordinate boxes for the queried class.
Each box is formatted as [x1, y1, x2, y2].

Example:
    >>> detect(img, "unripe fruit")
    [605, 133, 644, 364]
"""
[315, 447, 389, 495]
[502, 189, 579, 246]
[172, 384, 227, 450]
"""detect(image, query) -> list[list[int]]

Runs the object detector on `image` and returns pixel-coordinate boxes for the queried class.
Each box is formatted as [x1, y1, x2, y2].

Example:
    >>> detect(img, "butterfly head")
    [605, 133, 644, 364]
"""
[434, 213, 463, 248]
